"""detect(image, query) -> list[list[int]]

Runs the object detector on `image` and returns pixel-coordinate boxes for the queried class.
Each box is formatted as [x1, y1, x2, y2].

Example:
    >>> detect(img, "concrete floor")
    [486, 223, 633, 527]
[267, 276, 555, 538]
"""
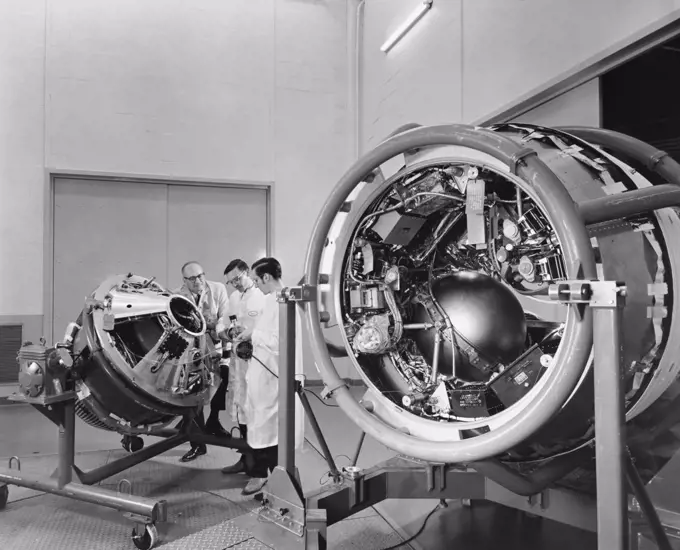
[0, 386, 613, 549]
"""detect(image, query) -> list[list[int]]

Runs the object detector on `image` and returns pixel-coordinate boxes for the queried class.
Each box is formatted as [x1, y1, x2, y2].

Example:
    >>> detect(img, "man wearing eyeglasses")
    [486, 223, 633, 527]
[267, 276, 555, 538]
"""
[219, 259, 266, 475]
[176, 261, 230, 462]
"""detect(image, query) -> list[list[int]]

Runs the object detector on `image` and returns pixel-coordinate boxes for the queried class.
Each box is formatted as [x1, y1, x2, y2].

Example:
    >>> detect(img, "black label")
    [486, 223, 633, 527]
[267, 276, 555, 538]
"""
[457, 390, 485, 409]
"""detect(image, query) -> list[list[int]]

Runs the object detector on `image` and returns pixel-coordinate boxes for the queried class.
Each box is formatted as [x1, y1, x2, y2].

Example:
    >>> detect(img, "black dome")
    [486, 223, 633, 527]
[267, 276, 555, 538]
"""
[412, 271, 527, 382]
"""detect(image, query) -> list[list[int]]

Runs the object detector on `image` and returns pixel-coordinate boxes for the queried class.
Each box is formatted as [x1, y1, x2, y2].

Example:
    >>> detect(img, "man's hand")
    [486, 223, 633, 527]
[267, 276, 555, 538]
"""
[234, 328, 253, 343]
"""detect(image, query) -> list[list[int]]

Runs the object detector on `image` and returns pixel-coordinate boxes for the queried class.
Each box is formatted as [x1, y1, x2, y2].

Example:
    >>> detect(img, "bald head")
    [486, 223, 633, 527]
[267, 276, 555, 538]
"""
[182, 261, 206, 294]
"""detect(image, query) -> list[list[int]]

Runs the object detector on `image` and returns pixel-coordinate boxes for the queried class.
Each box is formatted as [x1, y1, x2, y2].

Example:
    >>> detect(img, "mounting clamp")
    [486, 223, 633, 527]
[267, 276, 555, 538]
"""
[548, 279, 627, 318]
[278, 285, 317, 303]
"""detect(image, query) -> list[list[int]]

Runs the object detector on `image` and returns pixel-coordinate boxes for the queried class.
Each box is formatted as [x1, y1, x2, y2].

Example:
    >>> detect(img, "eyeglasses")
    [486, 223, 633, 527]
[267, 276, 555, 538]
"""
[184, 273, 205, 283]
[226, 271, 245, 286]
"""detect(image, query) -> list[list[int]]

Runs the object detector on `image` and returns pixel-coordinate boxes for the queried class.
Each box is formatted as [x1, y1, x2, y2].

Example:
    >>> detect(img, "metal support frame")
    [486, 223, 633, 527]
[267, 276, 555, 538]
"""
[251, 279, 679, 550]
[0, 392, 167, 546]
[256, 285, 326, 537]
[0, 390, 252, 549]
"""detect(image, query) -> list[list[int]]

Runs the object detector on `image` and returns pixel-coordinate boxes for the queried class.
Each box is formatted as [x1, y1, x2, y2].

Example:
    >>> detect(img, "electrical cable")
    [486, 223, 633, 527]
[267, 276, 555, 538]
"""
[377, 501, 444, 550]
[245, 351, 340, 408]
[303, 388, 340, 408]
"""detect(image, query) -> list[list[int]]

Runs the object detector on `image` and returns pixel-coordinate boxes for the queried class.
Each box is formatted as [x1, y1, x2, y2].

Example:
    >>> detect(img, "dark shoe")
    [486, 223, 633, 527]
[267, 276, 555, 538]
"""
[180, 446, 207, 462]
[205, 420, 230, 437]
[241, 477, 267, 496]
[221, 458, 245, 474]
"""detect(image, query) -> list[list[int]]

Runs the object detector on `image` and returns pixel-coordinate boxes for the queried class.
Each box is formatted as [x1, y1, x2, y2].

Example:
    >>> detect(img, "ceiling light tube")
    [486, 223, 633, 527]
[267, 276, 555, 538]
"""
[380, 0, 433, 53]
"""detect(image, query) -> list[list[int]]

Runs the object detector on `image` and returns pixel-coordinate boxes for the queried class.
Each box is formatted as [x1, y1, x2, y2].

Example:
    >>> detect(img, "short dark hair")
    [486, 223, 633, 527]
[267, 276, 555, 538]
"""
[252, 257, 282, 281]
[224, 259, 249, 275]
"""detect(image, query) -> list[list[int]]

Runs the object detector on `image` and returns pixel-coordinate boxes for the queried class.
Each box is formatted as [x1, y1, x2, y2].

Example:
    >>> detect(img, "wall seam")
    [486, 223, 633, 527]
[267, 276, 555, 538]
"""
[460, 0, 464, 123]
[42, 0, 47, 169]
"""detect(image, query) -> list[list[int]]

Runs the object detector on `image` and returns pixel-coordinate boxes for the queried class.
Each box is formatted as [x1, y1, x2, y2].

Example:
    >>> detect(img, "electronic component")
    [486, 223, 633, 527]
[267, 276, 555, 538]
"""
[372, 211, 427, 246]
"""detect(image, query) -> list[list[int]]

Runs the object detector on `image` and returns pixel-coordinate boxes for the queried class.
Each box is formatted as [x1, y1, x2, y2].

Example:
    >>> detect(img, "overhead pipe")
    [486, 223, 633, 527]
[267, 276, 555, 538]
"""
[559, 126, 680, 184]
[579, 184, 680, 225]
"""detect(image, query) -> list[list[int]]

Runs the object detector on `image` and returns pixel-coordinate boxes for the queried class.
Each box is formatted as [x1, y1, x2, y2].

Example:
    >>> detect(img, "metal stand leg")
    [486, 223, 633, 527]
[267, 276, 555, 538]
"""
[0, 394, 168, 549]
[592, 291, 628, 550]
[57, 401, 77, 487]
[626, 456, 673, 550]
[350, 432, 366, 467]
[256, 289, 311, 537]
[279, 298, 298, 478]
[296, 384, 341, 481]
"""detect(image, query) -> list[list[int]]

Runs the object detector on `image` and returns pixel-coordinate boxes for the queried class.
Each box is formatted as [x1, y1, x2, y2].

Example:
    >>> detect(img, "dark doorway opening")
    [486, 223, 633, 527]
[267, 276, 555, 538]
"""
[601, 34, 680, 181]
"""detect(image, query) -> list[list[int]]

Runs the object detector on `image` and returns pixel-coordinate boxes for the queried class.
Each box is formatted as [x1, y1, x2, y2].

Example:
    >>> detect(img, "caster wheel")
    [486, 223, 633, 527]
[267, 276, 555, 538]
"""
[132, 523, 158, 550]
[122, 436, 144, 453]
[0, 485, 8, 509]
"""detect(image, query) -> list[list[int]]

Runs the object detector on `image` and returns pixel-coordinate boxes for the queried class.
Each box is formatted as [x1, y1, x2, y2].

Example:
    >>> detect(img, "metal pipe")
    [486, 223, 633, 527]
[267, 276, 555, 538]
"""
[278, 298, 297, 477]
[430, 331, 441, 384]
[302, 124, 596, 463]
[0, 468, 165, 521]
[58, 401, 76, 488]
[79, 434, 188, 485]
[516, 187, 523, 218]
[578, 184, 680, 225]
[297, 386, 341, 480]
[593, 305, 628, 550]
[183, 433, 251, 451]
[350, 432, 366, 467]
[558, 126, 680, 185]
[626, 455, 673, 550]
[472, 445, 593, 497]
[402, 323, 434, 330]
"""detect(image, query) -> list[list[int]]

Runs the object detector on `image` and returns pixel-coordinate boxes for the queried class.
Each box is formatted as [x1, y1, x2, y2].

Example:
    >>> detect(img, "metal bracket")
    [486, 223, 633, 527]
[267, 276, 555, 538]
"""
[510, 147, 538, 174]
[278, 285, 318, 303]
[260, 466, 306, 537]
[305, 508, 328, 550]
[343, 467, 366, 508]
[548, 279, 627, 319]
[320, 381, 347, 400]
[527, 490, 549, 510]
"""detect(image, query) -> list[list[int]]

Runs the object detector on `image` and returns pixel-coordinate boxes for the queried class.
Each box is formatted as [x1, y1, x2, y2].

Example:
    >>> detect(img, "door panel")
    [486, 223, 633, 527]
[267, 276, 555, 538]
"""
[52, 178, 168, 342]
[166, 185, 268, 291]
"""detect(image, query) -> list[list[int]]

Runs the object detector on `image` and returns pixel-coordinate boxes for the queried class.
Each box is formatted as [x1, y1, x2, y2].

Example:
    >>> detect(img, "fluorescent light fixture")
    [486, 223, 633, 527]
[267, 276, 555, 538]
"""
[380, 0, 433, 53]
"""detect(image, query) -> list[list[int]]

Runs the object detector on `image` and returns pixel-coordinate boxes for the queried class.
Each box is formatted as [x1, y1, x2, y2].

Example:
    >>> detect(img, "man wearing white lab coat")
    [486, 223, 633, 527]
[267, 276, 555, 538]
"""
[235, 256, 305, 496]
[219, 259, 266, 475]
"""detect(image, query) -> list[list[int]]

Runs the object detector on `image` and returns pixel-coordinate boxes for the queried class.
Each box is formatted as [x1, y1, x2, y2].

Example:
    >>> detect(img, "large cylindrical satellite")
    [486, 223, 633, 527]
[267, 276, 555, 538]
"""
[302, 123, 680, 488]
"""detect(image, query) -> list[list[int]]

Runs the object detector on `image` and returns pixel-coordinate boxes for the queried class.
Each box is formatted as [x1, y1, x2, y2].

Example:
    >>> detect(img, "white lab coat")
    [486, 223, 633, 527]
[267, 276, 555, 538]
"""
[245, 289, 305, 450]
[225, 284, 266, 425]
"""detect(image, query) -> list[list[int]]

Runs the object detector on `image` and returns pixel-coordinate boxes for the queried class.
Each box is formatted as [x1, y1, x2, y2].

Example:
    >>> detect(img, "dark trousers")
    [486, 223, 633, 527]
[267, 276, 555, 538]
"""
[189, 364, 230, 451]
[209, 364, 229, 413]
[246, 445, 279, 479]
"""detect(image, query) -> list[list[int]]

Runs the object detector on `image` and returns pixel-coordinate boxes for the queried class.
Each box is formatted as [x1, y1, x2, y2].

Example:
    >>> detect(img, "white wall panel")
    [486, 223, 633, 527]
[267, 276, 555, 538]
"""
[359, 0, 679, 151]
[166, 185, 269, 291]
[462, 0, 676, 122]
[0, 0, 46, 314]
[512, 79, 601, 127]
[0, 0, 349, 338]
[52, 178, 168, 342]
[361, 0, 463, 151]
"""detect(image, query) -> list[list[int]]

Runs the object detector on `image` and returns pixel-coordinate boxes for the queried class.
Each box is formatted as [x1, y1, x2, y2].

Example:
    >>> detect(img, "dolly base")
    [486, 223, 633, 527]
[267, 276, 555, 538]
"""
[0, 391, 252, 549]
[297, 457, 677, 550]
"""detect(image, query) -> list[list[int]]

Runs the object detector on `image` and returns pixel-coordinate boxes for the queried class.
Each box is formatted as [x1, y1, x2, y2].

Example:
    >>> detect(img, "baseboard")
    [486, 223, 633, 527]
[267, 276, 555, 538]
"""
[0, 384, 18, 399]
[305, 378, 365, 388]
